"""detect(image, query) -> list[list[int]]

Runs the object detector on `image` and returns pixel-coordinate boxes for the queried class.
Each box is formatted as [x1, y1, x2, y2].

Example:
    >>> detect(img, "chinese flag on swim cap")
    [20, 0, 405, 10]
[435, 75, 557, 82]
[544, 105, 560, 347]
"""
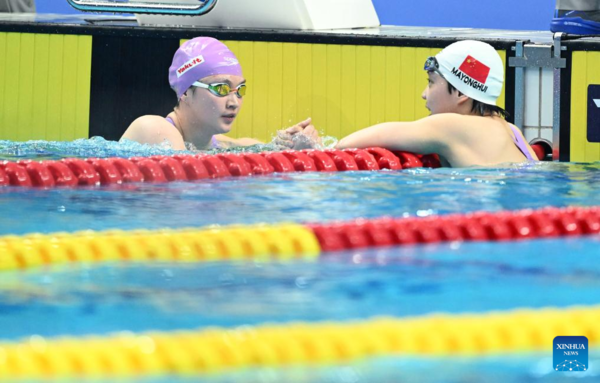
[459, 55, 491, 84]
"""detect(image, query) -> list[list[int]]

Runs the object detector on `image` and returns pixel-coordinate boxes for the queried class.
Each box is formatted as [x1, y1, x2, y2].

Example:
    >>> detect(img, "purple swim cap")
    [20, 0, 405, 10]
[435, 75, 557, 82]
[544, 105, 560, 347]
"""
[169, 37, 243, 99]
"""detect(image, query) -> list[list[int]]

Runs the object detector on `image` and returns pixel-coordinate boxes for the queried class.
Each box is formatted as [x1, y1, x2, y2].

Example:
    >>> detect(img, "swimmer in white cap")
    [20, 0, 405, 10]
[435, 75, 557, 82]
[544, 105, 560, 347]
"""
[285, 40, 538, 167]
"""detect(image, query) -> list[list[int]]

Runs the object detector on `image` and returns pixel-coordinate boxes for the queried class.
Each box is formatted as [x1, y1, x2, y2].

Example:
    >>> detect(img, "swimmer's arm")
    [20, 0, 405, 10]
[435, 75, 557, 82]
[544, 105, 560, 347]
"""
[121, 116, 186, 150]
[215, 135, 263, 148]
[336, 114, 455, 155]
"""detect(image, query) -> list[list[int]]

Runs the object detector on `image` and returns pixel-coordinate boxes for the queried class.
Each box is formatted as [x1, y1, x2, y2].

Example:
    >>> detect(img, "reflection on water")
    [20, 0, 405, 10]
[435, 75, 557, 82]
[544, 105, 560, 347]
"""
[0, 160, 599, 235]
[1, 139, 600, 382]
[0, 238, 598, 339]
[170, 354, 600, 383]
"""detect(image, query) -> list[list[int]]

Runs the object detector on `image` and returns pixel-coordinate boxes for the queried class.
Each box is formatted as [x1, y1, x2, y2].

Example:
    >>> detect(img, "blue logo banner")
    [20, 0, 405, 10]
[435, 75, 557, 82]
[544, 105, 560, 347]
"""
[553, 336, 588, 372]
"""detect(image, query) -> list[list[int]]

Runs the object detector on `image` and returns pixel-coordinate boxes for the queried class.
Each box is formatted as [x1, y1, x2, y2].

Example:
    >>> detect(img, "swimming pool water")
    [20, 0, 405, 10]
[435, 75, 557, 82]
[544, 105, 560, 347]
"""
[1, 237, 599, 339]
[1, 140, 599, 382]
[1, 238, 599, 382]
[151, 354, 600, 383]
[1, 162, 600, 235]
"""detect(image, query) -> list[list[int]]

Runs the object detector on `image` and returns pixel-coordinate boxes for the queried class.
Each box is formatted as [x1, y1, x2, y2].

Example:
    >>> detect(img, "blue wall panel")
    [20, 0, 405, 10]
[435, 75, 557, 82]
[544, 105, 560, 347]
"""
[372, 0, 555, 31]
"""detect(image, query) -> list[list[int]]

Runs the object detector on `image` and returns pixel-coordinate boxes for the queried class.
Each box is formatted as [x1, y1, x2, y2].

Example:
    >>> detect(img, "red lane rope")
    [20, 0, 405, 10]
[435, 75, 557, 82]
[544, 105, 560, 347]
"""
[308, 206, 600, 251]
[0, 143, 548, 188]
[0, 149, 441, 188]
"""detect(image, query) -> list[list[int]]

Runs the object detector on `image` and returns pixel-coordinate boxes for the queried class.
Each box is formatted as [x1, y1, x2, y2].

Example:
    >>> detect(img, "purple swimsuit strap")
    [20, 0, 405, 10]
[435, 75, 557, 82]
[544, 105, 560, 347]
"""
[165, 116, 220, 149]
[509, 124, 536, 161]
[210, 136, 219, 149]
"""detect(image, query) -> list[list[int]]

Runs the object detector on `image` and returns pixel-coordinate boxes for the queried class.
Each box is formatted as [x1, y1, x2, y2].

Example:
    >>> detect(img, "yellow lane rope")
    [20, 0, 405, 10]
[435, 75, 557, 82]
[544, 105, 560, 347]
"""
[0, 305, 598, 379]
[0, 224, 321, 271]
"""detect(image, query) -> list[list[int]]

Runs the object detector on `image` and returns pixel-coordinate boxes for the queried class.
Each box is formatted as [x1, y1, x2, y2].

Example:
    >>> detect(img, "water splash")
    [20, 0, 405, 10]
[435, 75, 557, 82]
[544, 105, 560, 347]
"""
[0, 134, 339, 161]
[0, 137, 189, 161]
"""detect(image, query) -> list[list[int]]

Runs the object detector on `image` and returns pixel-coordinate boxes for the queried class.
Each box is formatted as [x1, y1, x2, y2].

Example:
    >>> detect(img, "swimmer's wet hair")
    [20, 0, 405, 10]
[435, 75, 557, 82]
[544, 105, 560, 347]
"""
[447, 82, 509, 119]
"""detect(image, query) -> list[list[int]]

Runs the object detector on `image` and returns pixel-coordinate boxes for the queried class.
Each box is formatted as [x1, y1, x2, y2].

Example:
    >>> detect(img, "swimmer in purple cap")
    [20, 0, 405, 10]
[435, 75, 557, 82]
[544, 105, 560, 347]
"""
[121, 36, 316, 150]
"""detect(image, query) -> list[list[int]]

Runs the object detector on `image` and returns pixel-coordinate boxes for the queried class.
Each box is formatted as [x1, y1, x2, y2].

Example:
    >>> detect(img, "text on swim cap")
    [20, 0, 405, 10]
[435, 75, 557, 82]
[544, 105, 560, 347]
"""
[177, 55, 205, 78]
[451, 67, 489, 93]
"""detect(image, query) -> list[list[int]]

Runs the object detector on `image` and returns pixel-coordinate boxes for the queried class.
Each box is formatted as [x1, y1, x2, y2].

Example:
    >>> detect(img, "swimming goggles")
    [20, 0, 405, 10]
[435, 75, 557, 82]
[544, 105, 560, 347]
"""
[191, 81, 247, 98]
[424, 56, 444, 77]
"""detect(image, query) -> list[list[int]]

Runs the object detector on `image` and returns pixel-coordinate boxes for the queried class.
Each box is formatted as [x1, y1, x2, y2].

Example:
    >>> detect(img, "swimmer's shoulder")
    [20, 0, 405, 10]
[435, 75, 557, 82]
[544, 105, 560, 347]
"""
[428, 113, 512, 140]
[416, 113, 488, 145]
[121, 115, 186, 150]
[424, 112, 499, 128]
[422, 114, 516, 161]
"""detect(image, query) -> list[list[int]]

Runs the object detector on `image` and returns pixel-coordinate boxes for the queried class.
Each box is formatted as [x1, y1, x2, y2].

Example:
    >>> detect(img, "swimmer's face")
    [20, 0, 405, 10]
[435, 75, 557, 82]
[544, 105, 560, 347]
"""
[422, 71, 458, 115]
[188, 74, 246, 135]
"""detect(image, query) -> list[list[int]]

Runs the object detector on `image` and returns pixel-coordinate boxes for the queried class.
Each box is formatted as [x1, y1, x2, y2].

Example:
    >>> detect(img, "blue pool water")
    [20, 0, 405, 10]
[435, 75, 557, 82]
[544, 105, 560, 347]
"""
[1, 238, 599, 340]
[1, 160, 600, 235]
[1, 140, 599, 382]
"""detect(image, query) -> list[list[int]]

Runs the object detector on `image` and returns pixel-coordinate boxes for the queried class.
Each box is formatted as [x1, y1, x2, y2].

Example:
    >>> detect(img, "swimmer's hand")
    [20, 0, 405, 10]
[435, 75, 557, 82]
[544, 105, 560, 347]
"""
[274, 118, 322, 150]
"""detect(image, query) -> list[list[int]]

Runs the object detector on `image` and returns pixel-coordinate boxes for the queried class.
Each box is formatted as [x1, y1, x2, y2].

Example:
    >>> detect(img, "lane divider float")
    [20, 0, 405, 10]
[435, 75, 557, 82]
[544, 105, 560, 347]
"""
[309, 205, 600, 251]
[0, 149, 439, 188]
[0, 305, 597, 379]
[1, 206, 598, 271]
[0, 224, 320, 271]
[0, 142, 550, 188]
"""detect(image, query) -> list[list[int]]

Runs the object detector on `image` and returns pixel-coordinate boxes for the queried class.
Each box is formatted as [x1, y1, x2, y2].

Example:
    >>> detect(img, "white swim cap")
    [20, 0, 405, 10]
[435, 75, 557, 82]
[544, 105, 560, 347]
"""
[434, 40, 504, 106]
